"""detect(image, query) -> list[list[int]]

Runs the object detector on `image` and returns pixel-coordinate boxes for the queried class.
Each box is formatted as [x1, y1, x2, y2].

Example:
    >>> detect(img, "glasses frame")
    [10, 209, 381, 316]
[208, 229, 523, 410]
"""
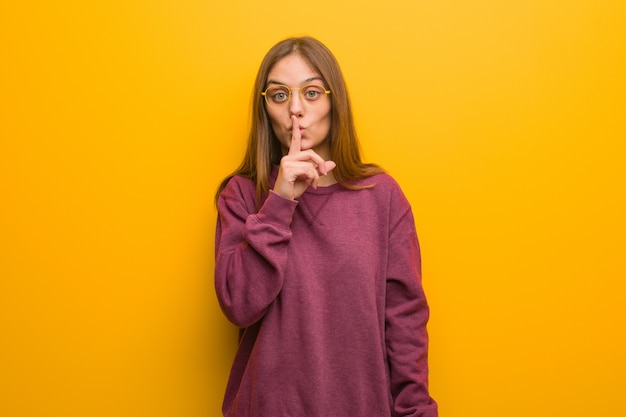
[261, 83, 331, 108]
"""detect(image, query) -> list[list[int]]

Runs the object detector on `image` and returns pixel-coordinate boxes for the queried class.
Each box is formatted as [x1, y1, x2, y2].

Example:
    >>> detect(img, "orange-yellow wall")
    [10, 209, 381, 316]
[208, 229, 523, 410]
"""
[1, 1, 625, 416]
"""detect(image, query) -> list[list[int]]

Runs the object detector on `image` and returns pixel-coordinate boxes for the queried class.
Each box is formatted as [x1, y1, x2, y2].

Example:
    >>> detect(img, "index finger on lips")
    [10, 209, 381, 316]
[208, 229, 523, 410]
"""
[288, 115, 301, 156]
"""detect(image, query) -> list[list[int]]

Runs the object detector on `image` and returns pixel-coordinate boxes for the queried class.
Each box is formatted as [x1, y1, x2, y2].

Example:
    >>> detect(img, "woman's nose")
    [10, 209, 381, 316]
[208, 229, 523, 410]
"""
[288, 90, 304, 116]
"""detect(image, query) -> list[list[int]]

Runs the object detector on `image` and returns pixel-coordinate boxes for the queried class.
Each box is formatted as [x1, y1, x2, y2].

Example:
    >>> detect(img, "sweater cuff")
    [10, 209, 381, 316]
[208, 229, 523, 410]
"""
[255, 190, 298, 229]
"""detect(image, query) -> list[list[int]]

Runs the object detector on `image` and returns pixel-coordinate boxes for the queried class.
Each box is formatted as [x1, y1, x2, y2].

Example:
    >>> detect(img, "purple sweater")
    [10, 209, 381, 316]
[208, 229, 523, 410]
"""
[215, 169, 438, 417]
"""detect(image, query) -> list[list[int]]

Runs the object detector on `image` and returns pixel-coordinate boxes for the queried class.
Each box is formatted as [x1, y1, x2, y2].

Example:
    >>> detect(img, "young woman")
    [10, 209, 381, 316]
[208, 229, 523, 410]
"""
[214, 36, 438, 417]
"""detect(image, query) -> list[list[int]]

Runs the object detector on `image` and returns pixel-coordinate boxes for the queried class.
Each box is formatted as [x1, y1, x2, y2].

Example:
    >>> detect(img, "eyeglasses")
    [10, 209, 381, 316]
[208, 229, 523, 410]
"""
[261, 83, 331, 108]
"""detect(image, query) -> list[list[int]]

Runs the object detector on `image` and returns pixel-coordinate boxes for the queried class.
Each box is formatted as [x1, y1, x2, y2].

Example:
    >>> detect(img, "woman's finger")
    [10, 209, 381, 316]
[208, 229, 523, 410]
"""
[288, 115, 301, 156]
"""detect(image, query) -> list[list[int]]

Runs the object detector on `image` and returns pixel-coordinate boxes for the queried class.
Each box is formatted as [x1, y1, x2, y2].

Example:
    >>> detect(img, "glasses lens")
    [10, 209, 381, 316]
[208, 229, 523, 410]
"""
[300, 84, 328, 107]
[264, 85, 290, 107]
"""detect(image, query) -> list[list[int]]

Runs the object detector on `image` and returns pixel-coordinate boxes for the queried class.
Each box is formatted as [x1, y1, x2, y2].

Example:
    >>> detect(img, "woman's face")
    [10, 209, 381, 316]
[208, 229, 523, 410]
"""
[264, 54, 332, 159]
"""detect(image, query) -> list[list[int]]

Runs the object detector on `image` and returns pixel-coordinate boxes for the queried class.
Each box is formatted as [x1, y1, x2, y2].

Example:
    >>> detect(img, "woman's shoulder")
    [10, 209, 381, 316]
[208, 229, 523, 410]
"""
[219, 175, 256, 201]
[355, 172, 412, 209]
[357, 172, 404, 192]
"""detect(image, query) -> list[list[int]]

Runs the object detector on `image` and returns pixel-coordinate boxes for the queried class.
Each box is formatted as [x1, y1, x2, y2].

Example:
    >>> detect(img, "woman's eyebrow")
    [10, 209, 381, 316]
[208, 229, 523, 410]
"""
[265, 76, 324, 86]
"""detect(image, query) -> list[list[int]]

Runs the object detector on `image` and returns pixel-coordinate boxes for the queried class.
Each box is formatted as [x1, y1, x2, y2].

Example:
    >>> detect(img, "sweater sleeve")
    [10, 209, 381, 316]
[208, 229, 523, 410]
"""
[215, 179, 298, 328]
[385, 191, 438, 417]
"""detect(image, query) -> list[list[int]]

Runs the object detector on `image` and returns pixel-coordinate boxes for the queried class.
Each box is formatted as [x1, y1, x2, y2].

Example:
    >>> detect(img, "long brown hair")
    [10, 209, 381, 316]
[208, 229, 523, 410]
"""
[215, 36, 383, 207]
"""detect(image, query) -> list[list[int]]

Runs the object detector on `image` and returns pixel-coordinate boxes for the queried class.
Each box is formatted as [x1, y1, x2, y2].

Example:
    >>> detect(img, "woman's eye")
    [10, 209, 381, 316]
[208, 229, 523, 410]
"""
[270, 90, 289, 102]
[303, 86, 324, 100]
[274, 93, 287, 101]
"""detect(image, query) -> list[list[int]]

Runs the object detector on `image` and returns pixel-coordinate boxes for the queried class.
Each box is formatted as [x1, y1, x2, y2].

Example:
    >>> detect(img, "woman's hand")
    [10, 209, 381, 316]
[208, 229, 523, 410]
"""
[273, 116, 336, 200]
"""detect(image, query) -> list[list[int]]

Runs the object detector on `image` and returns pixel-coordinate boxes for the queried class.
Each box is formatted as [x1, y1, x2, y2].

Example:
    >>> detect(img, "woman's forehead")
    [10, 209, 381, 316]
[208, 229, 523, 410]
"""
[267, 54, 321, 85]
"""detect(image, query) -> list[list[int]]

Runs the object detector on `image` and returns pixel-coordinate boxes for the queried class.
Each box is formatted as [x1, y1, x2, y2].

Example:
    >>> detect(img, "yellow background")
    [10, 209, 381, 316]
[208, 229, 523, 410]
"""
[1, 1, 625, 416]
